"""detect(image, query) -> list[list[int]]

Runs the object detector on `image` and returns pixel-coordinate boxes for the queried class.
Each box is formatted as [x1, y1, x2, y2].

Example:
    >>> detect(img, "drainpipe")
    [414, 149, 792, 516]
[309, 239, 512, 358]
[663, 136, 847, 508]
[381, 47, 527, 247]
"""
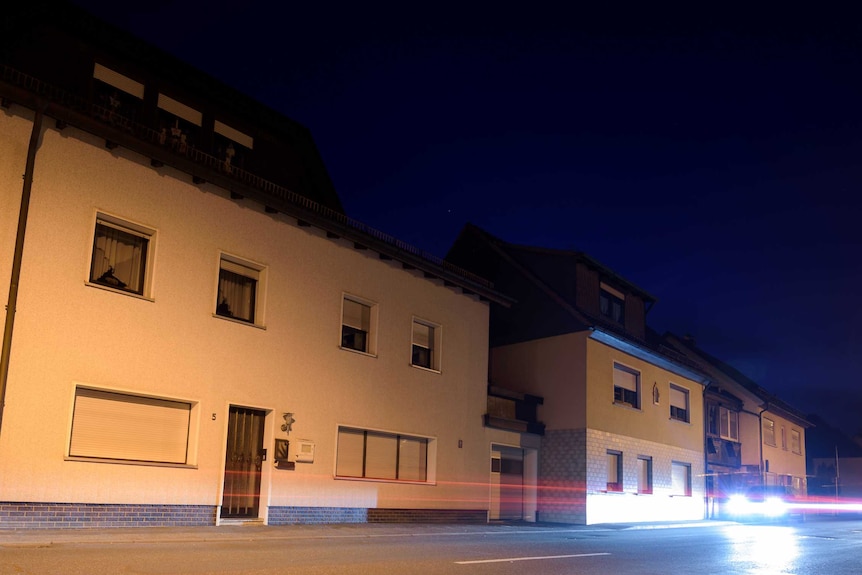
[702, 381, 712, 518]
[0, 104, 45, 438]
[757, 404, 768, 486]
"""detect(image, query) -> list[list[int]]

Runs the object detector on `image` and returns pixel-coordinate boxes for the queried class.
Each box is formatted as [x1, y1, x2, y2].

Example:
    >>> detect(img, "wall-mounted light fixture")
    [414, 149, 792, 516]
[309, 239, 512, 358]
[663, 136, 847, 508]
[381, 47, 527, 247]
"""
[281, 412, 295, 434]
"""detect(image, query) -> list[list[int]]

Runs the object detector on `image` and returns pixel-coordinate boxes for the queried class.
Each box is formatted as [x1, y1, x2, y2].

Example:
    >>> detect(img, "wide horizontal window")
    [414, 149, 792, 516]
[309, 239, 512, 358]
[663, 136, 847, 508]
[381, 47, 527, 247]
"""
[336, 426, 430, 483]
[69, 387, 191, 464]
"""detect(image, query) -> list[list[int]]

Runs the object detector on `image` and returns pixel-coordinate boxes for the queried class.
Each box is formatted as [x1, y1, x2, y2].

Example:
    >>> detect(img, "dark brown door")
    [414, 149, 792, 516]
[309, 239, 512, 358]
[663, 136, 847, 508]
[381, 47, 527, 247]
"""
[221, 406, 266, 519]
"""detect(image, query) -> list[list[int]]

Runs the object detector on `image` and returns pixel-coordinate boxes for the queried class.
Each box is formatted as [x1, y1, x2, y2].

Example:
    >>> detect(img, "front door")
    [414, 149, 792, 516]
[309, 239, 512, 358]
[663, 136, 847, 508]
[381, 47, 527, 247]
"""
[490, 446, 524, 521]
[221, 406, 266, 519]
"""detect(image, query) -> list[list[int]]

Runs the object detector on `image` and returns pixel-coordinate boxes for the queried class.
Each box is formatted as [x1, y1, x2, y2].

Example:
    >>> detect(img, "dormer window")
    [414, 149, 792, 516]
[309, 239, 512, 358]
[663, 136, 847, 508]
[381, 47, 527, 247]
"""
[599, 282, 625, 325]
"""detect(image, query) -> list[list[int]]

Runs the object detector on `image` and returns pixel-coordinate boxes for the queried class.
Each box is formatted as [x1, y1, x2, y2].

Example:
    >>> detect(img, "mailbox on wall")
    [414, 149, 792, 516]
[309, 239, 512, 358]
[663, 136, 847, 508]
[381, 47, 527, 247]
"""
[295, 440, 315, 463]
[274, 439, 294, 470]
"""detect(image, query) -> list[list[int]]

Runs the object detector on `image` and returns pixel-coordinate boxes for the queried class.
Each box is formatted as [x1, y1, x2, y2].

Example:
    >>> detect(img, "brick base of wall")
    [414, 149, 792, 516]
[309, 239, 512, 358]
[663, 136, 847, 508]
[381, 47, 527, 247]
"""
[367, 508, 487, 523]
[267, 506, 368, 525]
[0, 503, 487, 529]
[0, 502, 217, 529]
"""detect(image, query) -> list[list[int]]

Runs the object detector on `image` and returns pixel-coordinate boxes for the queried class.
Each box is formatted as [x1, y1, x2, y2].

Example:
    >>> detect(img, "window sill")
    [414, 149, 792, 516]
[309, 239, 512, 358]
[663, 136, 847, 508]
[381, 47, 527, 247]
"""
[85, 281, 154, 302]
[339, 346, 377, 358]
[212, 313, 266, 330]
[669, 417, 691, 425]
[410, 363, 441, 374]
[66, 456, 197, 469]
[612, 401, 641, 412]
[334, 475, 434, 486]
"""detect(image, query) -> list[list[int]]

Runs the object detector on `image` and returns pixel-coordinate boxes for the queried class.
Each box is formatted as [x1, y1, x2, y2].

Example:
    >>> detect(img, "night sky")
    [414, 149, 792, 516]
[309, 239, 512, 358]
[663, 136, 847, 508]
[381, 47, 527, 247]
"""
[71, 2, 862, 436]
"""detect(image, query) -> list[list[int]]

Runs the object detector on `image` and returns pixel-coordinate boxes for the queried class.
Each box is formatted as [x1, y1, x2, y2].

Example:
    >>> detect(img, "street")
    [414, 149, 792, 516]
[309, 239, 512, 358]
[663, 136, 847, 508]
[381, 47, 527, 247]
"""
[2, 518, 861, 574]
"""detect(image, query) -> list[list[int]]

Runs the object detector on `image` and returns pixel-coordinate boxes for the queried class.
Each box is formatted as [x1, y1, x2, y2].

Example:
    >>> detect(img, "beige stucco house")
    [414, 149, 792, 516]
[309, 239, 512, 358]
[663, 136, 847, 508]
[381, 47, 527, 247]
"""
[448, 225, 710, 524]
[0, 4, 517, 528]
[663, 333, 811, 516]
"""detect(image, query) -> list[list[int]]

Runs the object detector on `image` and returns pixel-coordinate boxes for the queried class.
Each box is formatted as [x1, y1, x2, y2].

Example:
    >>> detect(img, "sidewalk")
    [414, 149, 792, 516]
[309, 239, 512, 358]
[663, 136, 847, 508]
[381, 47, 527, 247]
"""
[0, 520, 729, 547]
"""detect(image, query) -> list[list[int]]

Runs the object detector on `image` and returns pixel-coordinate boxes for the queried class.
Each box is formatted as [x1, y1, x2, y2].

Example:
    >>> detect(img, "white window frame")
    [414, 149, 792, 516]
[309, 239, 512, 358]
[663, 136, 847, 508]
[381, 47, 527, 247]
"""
[606, 450, 623, 492]
[411, 317, 441, 372]
[637, 456, 653, 494]
[790, 429, 802, 454]
[719, 406, 739, 441]
[93, 63, 145, 99]
[87, 212, 155, 299]
[215, 253, 267, 327]
[763, 417, 776, 446]
[341, 294, 378, 356]
[599, 282, 626, 324]
[334, 425, 436, 484]
[613, 362, 640, 409]
[671, 461, 692, 497]
[68, 385, 198, 467]
[214, 120, 254, 150]
[669, 383, 690, 423]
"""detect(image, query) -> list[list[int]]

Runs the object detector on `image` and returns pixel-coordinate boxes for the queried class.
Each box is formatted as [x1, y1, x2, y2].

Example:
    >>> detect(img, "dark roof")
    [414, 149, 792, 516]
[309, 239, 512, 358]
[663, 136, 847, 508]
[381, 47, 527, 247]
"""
[663, 332, 812, 427]
[448, 224, 707, 378]
[0, 2, 511, 306]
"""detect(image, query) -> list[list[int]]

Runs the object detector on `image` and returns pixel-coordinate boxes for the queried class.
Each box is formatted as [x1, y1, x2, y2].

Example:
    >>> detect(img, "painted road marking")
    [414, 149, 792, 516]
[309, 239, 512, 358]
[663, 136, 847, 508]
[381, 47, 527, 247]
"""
[455, 552, 611, 564]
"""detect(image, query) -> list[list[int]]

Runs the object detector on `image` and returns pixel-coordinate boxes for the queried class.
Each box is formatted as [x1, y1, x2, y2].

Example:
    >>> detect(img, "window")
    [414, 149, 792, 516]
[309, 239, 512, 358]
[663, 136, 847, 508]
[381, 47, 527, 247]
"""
[790, 429, 802, 454]
[69, 387, 192, 465]
[607, 450, 623, 492]
[781, 426, 787, 450]
[763, 417, 776, 446]
[216, 254, 265, 325]
[613, 363, 640, 409]
[342, 296, 376, 354]
[411, 318, 440, 371]
[599, 282, 625, 324]
[89, 214, 153, 296]
[669, 384, 690, 423]
[637, 456, 653, 494]
[719, 406, 739, 441]
[93, 64, 143, 127]
[671, 462, 692, 496]
[335, 426, 431, 483]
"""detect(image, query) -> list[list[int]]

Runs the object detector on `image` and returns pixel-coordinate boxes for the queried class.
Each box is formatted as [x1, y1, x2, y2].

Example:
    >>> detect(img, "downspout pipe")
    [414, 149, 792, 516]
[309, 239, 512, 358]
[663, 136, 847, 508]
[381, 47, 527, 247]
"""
[0, 104, 45, 438]
[702, 381, 712, 518]
[758, 404, 769, 485]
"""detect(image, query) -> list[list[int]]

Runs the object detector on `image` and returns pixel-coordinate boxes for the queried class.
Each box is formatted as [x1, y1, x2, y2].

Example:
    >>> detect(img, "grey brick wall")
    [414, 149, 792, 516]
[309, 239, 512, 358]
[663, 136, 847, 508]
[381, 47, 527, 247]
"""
[267, 506, 367, 525]
[538, 429, 588, 524]
[0, 502, 216, 529]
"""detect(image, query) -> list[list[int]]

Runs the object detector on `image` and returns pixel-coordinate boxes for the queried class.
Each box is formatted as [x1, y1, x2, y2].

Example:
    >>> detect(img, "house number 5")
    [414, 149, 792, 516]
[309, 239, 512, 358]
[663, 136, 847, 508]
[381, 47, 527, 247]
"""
[212, 413, 217, 421]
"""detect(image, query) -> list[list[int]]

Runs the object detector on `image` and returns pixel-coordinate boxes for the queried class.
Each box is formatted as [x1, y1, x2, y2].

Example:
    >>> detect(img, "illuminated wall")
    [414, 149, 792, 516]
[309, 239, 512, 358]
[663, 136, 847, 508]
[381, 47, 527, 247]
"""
[0, 111, 493, 521]
[490, 331, 706, 524]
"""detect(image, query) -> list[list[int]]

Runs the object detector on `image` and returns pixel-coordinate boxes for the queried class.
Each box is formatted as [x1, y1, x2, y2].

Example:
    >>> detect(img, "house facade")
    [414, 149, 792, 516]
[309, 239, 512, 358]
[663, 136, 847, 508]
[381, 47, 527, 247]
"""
[663, 333, 811, 517]
[0, 4, 515, 528]
[448, 224, 709, 524]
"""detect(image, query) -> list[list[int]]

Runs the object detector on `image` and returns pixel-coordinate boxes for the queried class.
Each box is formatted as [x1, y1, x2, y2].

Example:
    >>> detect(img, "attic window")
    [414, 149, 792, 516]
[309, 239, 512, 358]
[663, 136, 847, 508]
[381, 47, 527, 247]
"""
[600, 282, 625, 324]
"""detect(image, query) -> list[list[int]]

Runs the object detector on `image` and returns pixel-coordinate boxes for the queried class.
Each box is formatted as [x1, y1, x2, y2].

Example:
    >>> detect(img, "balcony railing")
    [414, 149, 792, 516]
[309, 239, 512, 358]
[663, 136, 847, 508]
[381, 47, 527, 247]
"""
[0, 63, 494, 290]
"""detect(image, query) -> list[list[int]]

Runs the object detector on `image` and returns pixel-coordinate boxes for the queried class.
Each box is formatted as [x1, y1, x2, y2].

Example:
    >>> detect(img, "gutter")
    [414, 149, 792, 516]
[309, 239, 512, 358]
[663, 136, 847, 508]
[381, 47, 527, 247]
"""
[0, 103, 44, 438]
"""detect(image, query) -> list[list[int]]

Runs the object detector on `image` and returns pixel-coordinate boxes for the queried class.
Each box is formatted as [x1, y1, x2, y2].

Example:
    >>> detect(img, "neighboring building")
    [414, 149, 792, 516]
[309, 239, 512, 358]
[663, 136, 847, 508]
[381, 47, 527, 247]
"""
[663, 333, 812, 517]
[806, 414, 862, 502]
[447, 224, 709, 525]
[0, 4, 514, 528]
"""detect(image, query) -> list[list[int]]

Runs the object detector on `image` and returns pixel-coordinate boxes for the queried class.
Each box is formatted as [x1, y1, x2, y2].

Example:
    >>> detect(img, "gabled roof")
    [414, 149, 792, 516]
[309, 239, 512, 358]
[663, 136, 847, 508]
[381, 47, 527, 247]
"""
[448, 223, 652, 339]
[0, 3, 512, 307]
[447, 224, 707, 381]
[663, 332, 812, 427]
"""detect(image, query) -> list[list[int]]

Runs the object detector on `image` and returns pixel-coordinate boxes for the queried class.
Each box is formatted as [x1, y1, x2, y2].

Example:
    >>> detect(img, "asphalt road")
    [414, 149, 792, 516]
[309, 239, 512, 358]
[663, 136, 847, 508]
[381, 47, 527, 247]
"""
[2, 518, 861, 574]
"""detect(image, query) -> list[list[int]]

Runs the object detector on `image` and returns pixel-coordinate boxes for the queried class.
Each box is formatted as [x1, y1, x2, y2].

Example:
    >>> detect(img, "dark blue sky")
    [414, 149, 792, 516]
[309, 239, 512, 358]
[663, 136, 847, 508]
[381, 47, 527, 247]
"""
[73, 1, 862, 436]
